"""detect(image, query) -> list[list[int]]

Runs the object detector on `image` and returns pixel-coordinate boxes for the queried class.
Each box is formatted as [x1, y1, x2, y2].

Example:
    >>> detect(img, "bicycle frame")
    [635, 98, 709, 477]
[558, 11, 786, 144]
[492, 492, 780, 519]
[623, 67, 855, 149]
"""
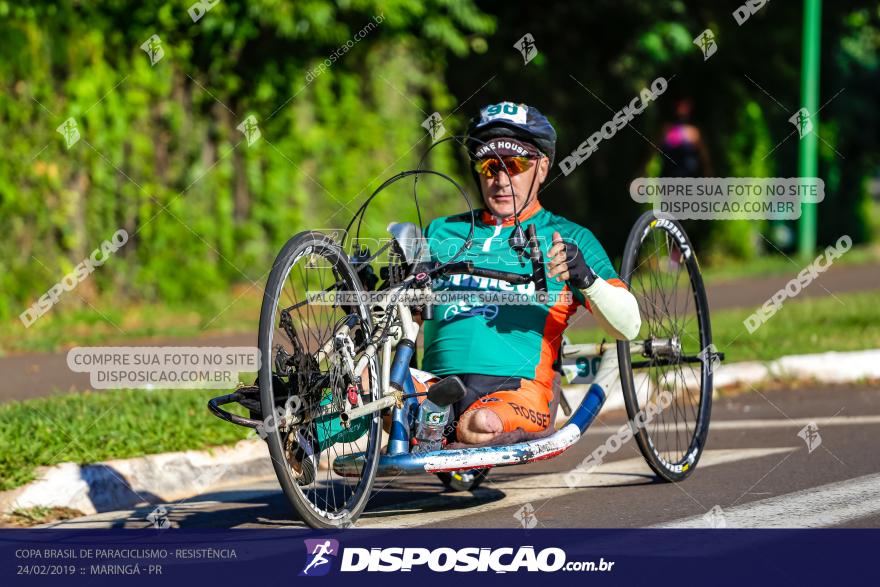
[207, 276, 696, 477]
[331, 284, 648, 478]
[210, 241, 709, 478]
[205, 212, 722, 527]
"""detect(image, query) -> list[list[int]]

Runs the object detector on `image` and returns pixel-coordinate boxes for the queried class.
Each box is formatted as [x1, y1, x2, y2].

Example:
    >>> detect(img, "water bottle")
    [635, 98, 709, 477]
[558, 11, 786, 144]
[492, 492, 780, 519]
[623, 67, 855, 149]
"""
[414, 399, 451, 452]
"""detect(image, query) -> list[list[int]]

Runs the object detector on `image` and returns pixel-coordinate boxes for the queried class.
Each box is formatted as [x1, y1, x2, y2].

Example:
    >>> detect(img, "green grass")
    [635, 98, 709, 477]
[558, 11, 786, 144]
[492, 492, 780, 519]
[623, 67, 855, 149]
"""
[0, 388, 251, 491]
[699, 243, 880, 284]
[567, 289, 880, 363]
[1, 288, 260, 356]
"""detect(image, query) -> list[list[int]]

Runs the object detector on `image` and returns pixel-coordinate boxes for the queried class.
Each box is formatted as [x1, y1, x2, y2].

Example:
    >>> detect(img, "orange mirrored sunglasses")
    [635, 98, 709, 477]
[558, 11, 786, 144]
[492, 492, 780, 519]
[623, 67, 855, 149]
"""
[473, 156, 536, 178]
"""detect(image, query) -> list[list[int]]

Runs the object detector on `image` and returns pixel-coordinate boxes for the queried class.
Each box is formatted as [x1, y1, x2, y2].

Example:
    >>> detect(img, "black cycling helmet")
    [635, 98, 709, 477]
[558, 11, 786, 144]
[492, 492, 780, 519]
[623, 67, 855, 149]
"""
[466, 102, 557, 165]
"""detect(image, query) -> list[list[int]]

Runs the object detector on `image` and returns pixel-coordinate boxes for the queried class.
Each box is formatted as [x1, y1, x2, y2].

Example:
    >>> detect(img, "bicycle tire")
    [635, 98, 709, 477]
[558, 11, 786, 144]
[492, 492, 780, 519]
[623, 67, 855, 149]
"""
[258, 231, 381, 527]
[617, 212, 713, 482]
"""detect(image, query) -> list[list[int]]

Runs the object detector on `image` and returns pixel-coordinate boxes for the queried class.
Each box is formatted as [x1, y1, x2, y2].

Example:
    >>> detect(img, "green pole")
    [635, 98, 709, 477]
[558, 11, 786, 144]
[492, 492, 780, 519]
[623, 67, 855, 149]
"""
[798, 0, 822, 258]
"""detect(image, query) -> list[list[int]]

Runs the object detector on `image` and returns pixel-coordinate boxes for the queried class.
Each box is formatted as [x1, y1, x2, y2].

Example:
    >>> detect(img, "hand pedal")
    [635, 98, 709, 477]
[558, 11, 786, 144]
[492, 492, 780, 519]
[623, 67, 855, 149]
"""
[235, 384, 261, 414]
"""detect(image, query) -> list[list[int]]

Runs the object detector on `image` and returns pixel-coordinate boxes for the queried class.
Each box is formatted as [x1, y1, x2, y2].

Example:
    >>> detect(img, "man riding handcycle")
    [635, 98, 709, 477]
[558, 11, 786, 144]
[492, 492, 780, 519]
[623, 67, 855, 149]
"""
[209, 101, 718, 529]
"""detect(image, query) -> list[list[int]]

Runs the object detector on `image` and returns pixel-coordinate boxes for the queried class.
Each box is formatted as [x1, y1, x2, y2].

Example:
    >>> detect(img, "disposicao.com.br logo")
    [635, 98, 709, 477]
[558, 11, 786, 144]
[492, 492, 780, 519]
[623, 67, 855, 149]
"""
[300, 540, 614, 574]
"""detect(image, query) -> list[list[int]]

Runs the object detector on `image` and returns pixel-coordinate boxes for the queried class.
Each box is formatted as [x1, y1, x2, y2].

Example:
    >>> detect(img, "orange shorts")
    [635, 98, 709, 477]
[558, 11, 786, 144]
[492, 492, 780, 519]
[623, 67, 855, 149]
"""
[409, 369, 554, 437]
[461, 378, 554, 433]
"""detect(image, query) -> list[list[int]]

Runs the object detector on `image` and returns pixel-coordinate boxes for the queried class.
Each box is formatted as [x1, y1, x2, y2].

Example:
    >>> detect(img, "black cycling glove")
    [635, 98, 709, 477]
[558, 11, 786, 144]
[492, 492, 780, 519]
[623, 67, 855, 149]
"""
[563, 242, 598, 289]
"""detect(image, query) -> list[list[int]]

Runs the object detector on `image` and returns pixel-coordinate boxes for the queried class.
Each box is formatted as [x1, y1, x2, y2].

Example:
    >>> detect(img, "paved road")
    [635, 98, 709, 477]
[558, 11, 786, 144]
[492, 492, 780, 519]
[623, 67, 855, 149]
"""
[44, 382, 880, 529]
[2, 261, 879, 401]
[0, 332, 254, 403]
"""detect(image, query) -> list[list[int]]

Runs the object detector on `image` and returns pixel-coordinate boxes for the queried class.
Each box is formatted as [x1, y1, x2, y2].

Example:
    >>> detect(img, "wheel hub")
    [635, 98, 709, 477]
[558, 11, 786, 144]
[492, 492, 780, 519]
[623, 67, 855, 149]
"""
[644, 336, 682, 360]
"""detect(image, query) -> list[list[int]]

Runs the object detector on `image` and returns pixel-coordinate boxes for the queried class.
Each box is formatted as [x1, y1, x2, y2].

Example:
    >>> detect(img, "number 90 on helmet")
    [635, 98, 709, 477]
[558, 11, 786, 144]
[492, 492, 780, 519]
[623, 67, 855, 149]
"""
[466, 102, 557, 166]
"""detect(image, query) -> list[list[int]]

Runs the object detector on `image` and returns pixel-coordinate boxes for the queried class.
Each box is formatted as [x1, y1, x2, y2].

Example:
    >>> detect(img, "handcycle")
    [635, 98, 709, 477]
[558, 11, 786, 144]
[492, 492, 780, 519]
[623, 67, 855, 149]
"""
[209, 163, 721, 529]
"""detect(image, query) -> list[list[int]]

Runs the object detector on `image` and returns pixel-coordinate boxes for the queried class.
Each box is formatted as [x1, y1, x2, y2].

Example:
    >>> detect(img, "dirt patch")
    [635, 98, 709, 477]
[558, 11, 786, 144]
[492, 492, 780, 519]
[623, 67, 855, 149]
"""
[0, 506, 86, 528]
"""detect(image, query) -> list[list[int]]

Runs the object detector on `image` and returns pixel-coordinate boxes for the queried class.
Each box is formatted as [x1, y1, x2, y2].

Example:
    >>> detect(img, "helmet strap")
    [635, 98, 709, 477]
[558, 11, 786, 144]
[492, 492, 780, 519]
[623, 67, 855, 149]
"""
[499, 158, 540, 224]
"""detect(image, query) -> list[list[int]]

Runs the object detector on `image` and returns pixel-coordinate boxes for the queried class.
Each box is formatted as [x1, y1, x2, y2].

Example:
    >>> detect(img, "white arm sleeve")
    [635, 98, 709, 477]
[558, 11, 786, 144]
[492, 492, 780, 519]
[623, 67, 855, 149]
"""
[580, 277, 641, 341]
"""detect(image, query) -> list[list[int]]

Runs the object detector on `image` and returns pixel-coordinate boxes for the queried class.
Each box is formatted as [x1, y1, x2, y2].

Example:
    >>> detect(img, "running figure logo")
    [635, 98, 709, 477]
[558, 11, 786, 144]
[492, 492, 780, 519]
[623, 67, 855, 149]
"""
[56, 117, 81, 149]
[693, 29, 717, 61]
[797, 422, 822, 453]
[237, 115, 262, 146]
[300, 539, 340, 576]
[514, 502, 538, 529]
[789, 108, 813, 138]
[146, 505, 170, 529]
[421, 112, 446, 141]
[698, 343, 722, 375]
[140, 34, 165, 66]
[702, 505, 727, 528]
[514, 33, 538, 65]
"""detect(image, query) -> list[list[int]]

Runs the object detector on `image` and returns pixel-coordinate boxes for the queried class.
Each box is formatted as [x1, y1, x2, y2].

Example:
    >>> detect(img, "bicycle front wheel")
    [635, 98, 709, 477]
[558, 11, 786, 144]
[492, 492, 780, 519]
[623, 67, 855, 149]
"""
[258, 231, 381, 528]
[617, 212, 713, 482]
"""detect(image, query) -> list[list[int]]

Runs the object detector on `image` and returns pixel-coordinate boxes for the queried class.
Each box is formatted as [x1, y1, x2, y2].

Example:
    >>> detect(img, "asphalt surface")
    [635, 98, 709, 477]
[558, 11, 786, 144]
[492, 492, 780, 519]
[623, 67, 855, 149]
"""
[2, 261, 879, 402]
[45, 382, 880, 529]
[0, 332, 254, 402]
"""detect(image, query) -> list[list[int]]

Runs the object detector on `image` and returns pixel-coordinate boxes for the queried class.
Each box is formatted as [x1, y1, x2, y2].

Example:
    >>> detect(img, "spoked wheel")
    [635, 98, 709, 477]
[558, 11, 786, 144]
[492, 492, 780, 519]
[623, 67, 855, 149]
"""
[617, 212, 714, 482]
[436, 469, 490, 492]
[258, 231, 381, 528]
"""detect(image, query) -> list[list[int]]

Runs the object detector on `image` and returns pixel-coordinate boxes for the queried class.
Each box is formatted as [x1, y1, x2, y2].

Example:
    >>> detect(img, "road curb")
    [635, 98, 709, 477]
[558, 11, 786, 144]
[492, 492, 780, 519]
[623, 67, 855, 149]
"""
[561, 348, 880, 415]
[0, 439, 273, 517]
[5, 348, 879, 518]
[715, 348, 880, 388]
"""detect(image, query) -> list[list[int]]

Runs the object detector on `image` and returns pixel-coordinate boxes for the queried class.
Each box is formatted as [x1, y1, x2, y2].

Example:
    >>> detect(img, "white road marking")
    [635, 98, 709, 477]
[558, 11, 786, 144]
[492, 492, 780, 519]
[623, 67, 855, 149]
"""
[583, 414, 880, 436]
[358, 447, 796, 528]
[46, 447, 798, 529]
[658, 472, 880, 528]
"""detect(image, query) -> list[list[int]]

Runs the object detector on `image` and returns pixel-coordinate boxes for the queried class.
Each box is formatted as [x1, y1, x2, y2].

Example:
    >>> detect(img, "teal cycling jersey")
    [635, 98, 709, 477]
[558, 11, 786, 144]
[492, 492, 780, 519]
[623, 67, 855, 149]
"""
[420, 200, 623, 387]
